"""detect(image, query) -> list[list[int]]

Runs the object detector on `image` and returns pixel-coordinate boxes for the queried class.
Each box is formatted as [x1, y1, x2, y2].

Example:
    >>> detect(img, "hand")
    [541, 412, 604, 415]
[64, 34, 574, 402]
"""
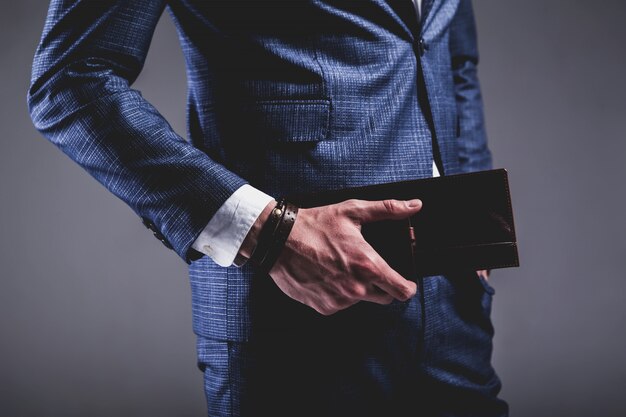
[265, 198, 423, 316]
[476, 269, 491, 282]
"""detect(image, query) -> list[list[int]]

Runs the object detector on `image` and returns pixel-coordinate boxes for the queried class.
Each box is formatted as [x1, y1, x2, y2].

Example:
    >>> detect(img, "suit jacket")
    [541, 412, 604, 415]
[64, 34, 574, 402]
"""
[28, 0, 491, 341]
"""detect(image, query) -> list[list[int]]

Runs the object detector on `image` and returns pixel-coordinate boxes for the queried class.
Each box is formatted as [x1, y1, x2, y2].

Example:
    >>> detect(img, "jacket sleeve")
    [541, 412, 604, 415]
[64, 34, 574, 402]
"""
[448, 0, 493, 173]
[27, 0, 248, 263]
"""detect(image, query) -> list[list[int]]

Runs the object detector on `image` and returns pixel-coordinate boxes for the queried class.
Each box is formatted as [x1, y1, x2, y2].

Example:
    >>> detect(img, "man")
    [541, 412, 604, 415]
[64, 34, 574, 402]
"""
[28, 0, 507, 416]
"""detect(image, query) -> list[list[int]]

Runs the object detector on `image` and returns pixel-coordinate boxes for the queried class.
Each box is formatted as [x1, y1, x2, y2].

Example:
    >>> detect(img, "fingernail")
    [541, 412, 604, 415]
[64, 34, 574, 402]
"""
[405, 199, 422, 209]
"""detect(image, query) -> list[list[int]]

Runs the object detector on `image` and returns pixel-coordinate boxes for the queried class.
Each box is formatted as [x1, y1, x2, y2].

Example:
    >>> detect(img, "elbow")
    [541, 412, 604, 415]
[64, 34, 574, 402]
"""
[26, 70, 61, 134]
[27, 57, 134, 133]
[27, 82, 48, 133]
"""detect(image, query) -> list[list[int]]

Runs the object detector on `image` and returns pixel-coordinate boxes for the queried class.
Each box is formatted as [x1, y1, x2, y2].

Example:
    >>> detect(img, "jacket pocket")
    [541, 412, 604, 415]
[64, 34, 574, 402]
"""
[238, 99, 332, 144]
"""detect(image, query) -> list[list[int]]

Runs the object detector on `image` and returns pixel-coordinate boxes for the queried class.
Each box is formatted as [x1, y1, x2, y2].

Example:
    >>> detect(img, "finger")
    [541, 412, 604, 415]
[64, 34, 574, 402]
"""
[354, 242, 417, 301]
[374, 273, 417, 301]
[477, 269, 490, 281]
[360, 285, 395, 305]
[368, 257, 417, 301]
[342, 198, 422, 224]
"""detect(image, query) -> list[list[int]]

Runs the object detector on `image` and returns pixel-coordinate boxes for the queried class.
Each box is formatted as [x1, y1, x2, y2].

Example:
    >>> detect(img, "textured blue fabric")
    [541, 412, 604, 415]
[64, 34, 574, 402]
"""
[197, 271, 507, 417]
[29, 1, 502, 415]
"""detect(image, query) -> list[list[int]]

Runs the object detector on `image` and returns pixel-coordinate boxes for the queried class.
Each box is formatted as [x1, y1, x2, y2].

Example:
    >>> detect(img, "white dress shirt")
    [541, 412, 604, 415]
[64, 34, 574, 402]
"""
[192, 0, 439, 267]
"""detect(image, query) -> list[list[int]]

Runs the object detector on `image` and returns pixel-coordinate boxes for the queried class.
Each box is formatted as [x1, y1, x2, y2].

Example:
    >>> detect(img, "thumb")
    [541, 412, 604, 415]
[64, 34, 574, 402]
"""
[344, 198, 422, 224]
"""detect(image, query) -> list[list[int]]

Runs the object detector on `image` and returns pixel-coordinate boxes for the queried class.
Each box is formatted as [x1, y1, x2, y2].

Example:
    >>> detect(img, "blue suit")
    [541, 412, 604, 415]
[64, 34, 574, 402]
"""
[29, 0, 507, 415]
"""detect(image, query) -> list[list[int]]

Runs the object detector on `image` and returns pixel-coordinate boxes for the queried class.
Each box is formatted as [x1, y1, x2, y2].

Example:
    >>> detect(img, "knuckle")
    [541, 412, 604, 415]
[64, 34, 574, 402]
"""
[341, 198, 360, 211]
[350, 284, 368, 298]
[382, 199, 399, 213]
[340, 282, 365, 299]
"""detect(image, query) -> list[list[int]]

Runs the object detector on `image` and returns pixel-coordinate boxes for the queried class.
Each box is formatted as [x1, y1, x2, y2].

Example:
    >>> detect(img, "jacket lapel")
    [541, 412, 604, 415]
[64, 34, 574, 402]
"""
[420, 0, 435, 24]
[419, 0, 437, 32]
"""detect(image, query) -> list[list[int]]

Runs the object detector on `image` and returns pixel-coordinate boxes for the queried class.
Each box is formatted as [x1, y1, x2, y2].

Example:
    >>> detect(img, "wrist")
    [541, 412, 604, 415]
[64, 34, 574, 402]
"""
[255, 200, 298, 273]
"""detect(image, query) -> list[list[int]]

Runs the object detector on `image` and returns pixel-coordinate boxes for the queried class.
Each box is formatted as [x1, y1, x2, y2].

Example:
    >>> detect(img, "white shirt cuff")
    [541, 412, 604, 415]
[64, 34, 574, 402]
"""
[191, 184, 275, 267]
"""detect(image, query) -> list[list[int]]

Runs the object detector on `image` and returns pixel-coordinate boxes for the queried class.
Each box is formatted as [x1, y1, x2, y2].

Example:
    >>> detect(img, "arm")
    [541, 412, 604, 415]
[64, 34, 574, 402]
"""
[27, 0, 248, 263]
[449, 0, 493, 173]
[450, 1, 493, 279]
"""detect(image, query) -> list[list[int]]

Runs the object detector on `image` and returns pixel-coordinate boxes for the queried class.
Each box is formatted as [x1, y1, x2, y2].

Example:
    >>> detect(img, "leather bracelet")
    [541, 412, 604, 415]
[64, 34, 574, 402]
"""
[257, 201, 299, 274]
[248, 198, 285, 266]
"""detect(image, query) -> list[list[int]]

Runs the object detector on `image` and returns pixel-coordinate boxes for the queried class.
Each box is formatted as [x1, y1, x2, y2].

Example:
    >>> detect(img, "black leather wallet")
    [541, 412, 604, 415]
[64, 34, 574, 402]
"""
[288, 169, 519, 279]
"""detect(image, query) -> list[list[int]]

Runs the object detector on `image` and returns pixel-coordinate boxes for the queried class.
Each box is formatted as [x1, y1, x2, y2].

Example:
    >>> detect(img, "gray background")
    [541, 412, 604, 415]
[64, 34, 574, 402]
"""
[1, 1, 625, 416]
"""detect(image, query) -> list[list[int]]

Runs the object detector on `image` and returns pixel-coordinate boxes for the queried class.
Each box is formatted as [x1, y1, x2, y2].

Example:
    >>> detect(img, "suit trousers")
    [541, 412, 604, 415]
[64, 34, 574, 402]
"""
[196, 271, 508, 417]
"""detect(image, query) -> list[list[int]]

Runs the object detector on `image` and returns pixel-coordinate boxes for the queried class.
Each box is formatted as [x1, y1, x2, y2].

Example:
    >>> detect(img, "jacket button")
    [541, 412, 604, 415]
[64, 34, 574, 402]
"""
[142, 217, 173, 250]
[142, 217, 155, 231]
[418, 38, 427, 56]
[160, 238, 173, 250]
